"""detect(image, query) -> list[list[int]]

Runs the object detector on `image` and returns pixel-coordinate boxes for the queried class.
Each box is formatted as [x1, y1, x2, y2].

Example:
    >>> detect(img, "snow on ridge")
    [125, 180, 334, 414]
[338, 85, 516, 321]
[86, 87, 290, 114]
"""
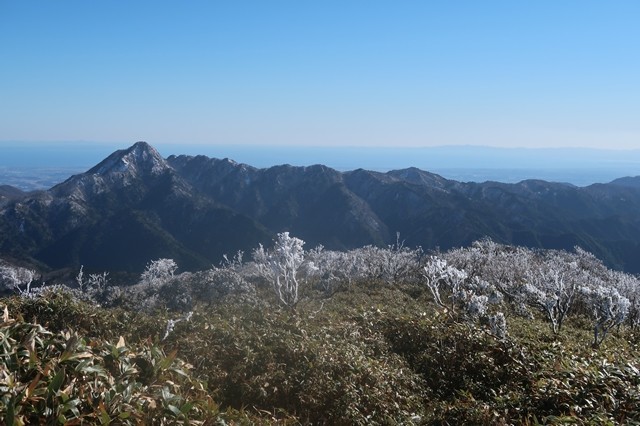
[91, 142, 168, 177]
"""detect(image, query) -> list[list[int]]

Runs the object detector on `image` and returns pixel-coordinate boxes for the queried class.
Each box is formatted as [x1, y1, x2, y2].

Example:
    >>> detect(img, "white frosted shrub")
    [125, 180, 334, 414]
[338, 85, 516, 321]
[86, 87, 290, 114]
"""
[191, 268, 256, 304]
[253, 232, 306, 308]
[466, 294, 489, 319]
[422, 256, 468, 312]
[140, 258, 178, 287]
[581, 284, 630, 347]
[489, 312, 507, 339]
[0, 263, 37, 295]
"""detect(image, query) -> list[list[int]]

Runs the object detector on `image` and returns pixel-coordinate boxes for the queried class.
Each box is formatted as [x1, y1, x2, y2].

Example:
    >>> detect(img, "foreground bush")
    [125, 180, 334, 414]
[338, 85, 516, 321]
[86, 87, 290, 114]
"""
[379, 310, 640, 424]
[2, 279, 640, 424]
[163, 299, 427, 424]
[0, 306, 217, 425]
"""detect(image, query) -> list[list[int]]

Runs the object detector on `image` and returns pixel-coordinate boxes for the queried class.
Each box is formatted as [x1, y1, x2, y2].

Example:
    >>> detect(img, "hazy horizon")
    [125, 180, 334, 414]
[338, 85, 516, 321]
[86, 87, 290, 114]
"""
[1, 141, 639, 190]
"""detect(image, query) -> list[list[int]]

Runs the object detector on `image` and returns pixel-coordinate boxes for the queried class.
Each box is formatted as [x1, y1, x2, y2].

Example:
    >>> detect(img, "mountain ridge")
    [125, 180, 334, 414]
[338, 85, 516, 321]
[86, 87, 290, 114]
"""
[2, 142, 640, 274]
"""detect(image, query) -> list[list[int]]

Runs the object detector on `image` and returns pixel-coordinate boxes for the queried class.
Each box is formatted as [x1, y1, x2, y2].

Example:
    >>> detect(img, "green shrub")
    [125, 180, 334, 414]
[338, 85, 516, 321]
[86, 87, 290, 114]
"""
[379, 311, 527, 401]
[530, 355, 640, 422]
[3, 276, 640, 424]
[0, 305, 218, 425]
[163, 300, 426, 424]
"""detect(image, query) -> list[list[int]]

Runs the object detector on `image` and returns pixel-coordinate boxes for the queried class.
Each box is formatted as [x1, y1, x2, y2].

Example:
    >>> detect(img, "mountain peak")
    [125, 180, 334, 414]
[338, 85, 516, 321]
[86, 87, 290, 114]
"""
[88, 141, 168, 177]
[388, 167, 449, 187]
[49, 142, 172, 198]
[609, 176, 640, 189]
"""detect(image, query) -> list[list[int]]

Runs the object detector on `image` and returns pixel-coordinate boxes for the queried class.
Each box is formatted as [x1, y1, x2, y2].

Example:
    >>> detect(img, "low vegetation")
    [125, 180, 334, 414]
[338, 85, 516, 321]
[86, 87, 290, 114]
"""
[2, 235, 640, 424]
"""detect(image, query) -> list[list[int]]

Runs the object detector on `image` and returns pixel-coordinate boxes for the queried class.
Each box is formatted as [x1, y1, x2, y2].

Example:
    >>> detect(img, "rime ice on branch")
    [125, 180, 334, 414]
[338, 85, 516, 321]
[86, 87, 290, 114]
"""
[253, 232, 306, 308]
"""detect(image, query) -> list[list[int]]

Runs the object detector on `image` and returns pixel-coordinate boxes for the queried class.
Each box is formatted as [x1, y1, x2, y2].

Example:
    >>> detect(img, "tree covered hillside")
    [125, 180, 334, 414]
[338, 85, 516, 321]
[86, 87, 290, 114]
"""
[2, 236, 640, 424]
[4, 142, 640, 275]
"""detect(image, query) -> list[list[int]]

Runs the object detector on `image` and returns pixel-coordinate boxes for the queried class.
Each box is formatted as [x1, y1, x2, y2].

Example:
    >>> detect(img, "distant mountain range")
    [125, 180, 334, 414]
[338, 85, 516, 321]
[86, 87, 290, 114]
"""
[4, 142, 640, 189]
[2, 141, 640, 274]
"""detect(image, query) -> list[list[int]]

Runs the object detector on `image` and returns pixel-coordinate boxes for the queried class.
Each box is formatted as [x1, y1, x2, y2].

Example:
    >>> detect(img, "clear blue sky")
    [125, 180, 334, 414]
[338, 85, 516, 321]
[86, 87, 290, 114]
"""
[1, 1, 639, 148]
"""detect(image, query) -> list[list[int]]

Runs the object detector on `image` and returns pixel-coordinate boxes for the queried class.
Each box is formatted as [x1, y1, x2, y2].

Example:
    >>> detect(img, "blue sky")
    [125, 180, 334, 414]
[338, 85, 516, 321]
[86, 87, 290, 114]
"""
[1, 1, 639, 149]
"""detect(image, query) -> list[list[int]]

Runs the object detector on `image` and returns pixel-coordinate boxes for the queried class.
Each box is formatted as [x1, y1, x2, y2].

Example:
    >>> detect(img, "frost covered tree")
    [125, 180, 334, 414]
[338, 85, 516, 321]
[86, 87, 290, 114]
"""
[350, 238, 424, 285]
[253, 232, 306, 308]
[220, 250, 244, 271]
[306, 246, 347, 293]
[581, 284, 630, 347]
[379, 233, 424, 284]
[422, 256, 507, 335]
[444, 240, 533, 306]
[522, 260, 580, 334]
[463, 277, 503, 319]
[76, 266, 110, 293]
[74, 266, 115, 305]
[306, 233, 423, 289]
[608, 270, 640, 329]
[140, 258, 178, 287]
[422, 257, 468, 313]
[0, 264, 37, 295]
[489, 312, 507, 339]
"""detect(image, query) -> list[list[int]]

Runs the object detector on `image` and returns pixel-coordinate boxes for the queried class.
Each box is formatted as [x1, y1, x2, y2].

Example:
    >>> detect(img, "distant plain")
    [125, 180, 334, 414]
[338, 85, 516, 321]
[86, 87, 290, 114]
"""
[1, 142, 639, 190]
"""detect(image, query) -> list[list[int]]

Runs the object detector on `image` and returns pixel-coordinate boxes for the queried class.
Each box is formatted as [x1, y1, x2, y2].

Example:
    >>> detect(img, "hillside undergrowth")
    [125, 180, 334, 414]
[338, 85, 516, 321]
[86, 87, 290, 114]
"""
[2, 238, 640, 424]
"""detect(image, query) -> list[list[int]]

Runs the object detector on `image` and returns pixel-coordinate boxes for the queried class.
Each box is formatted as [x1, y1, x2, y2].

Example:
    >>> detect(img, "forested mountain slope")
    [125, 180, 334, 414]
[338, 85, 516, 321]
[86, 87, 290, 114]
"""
[1, 141, 640, 273]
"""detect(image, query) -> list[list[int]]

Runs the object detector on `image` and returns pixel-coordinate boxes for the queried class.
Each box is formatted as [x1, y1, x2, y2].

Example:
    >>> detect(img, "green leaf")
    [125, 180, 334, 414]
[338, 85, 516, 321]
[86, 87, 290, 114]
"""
[6, 397, 16, 426]
[62, 398, 82, 411]
[167, 404, 182, 416]
[48, 367, 65, 396]
[99, 407, 111, 425]
[25, 372, 42, 399]
[75, 359, 106, 376]
[170, 367, 189, 378]
[158, 349, 178, 371]
[59, 336, 79, 362]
